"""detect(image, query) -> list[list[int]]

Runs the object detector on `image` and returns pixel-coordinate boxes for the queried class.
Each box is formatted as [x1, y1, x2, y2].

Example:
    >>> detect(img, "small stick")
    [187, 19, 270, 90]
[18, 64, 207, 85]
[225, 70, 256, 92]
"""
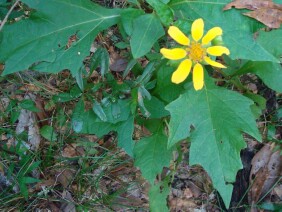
[0, 0, 20, 32]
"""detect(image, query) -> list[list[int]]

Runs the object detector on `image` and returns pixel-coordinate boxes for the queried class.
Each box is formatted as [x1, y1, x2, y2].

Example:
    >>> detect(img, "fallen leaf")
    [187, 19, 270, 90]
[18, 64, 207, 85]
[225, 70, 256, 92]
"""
[244, 8, 282, 29]
[19, 84, 41, 92]
[60, 190, 76, 212]
[16, 94, 41, 151]
[223, 0, 277, 10]
[224, 0, 282, 28]
[62, 144, 85, 158]
[110, 58, 128, 72]
[56, 169, 75, 188]
[274, 184, 282, 200]
[248, 143, 282, 204]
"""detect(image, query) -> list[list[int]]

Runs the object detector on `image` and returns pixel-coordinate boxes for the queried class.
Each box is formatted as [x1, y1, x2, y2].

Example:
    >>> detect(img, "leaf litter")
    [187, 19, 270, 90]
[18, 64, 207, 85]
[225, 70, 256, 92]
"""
[248, 142, 282, 205]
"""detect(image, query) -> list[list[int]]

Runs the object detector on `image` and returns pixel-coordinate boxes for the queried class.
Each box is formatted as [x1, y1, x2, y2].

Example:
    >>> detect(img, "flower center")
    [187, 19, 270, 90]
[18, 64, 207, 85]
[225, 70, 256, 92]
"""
[187, 42, 206, 62]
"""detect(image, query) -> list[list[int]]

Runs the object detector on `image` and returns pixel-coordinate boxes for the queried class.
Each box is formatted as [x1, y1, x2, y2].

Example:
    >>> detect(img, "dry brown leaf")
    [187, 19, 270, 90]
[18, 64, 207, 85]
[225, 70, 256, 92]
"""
[248, 143, 282, 204]
[274, 184, 282, 200]
[244, 8, 282, 29]
[62, 144, 85, 158]
[224, 0, 277, 10]
[60, 190, 76, 212]
[56, 169, 75, 188]
[34, 96, 49, 126]
[16, 94, 41, 151]
[224, 0, 282, 28]
[169, 198, 197, 211]
[110, 58, 128, 72]
[19, 84, 41, 92]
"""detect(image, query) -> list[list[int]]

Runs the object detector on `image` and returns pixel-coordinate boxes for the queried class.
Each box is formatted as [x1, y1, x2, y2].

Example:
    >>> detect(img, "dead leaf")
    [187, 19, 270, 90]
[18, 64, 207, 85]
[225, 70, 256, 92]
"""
[274, 184, 282, 200]
[34, 96, 49, 126]
[19, 84, 41, 92]
[223, 0, 277, 10]
[56, 169, 75, 188]
[224, 0, 282, 28]
[62, 144, 85, 158]
[16, 94, 41, 151]
[248, 143, 282, 204]
[169, 198, 197, 211]
[244, 8, 282, 29]
[60, 190, 76, 212]
[110, 58, 128, 72]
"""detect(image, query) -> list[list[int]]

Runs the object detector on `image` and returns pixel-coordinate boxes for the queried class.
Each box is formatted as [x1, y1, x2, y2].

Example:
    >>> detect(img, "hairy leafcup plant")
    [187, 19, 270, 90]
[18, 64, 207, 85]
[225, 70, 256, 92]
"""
[0, 0, 281, 210]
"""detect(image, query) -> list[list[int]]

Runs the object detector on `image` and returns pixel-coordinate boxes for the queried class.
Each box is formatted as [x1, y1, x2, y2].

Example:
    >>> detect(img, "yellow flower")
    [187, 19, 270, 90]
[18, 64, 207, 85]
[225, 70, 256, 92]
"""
[160, 18, 230, 90]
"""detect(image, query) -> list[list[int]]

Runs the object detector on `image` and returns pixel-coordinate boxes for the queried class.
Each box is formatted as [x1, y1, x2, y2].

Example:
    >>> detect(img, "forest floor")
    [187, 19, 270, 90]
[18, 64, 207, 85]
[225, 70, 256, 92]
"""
[0, 0, 282, 211]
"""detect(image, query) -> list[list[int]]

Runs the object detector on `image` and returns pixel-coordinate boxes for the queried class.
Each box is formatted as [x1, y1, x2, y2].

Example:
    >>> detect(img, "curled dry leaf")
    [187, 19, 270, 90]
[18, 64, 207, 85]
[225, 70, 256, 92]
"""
[224, 0, 282, 28]
[248, 143, 282, 204]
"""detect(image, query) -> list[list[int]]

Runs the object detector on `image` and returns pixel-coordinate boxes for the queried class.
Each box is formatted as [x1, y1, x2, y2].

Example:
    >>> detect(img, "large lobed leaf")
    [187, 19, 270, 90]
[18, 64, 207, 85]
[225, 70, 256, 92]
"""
[169, 0, 279, 63]
[130, 14, 164, 58]
[0, 0, 121, 75]
[134, 132, 173, 184]
[166, 80, 261, 208]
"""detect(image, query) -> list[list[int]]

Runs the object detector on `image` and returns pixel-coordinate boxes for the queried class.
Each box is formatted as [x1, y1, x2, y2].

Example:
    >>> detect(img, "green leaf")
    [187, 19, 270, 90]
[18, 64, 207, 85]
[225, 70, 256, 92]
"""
[244, 92, 266, 118]
[130, 14, 165, 58]
[134, 132, 172, 184]
[257, 29, 282, 60]
[146, 0, 174, 26]
[72, 100, 135, 156]
[121, 8, 144, 36]
[19, 181, 29, 199]
[40, 125, 57, 142]
[93, 100, 107, 122]
[258, 203, 282, 211]
[149, 181, 169, 212]
[25, 161, 41, 174]
[114, 41, 129, 49]
[75, 68, 84, 91]
[169, 0, 279, 63]
[142, 96, 170, 119]
[166, 81, 261, 208]
[21, 176, 41, 184]
[123, 59, 137, 79]
[154, 65, 185, 103]
[53, 85, 82, 103]
[102, 99, 131, 124]
[90, 48, 110, 78]
[19, 99, 40, 112]
[239, 29, 282, 92]
[72, 99, 85, 133]
[0, 0, 121, 75]
[238, 61, 282, 93]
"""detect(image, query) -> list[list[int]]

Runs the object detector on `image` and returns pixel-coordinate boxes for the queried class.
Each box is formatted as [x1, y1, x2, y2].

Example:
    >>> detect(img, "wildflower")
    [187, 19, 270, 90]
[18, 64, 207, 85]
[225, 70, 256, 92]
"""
[160, 18, 230, 90]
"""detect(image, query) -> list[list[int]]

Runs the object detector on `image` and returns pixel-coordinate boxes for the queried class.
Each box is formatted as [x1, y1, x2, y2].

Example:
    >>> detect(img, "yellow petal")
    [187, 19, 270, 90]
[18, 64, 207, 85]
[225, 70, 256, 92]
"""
[193, 63, 204, 90]
[168, 26, 190, 46]
[204, 56, 226, 68]
[207, 46, 230, 56]
[201, 27, 222, 45]
[191, 18, 204, 42]
[171, 59, 192, 84]
[160, 48, 186, 60]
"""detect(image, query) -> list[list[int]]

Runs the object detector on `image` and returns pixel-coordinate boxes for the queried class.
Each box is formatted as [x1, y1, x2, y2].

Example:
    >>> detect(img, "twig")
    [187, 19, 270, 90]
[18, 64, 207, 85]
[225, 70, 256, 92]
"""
[0, 0, 20, 32]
